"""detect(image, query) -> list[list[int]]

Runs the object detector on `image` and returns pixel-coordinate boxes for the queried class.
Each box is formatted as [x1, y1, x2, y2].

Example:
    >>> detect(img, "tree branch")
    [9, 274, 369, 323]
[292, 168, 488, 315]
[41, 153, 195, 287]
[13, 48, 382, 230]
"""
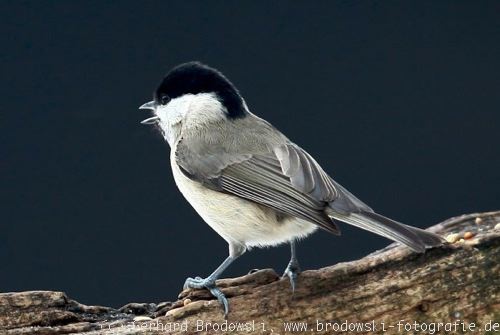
[2, 211, 499, 334]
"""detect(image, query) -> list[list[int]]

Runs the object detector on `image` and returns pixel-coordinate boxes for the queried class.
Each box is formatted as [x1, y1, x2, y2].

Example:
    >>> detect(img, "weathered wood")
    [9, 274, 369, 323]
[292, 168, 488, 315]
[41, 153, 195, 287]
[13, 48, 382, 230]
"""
[1, 211, 499, 334]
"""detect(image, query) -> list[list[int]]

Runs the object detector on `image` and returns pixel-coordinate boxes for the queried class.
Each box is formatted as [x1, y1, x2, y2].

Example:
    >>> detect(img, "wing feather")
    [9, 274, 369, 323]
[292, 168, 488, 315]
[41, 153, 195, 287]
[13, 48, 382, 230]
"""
[174, 127, 369, 235]
[220, 159, 340, 234]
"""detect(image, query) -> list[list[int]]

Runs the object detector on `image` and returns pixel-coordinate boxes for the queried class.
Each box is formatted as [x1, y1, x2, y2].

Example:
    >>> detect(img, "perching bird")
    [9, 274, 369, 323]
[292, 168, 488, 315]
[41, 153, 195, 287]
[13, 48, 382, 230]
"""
[140, 62, 444, 315]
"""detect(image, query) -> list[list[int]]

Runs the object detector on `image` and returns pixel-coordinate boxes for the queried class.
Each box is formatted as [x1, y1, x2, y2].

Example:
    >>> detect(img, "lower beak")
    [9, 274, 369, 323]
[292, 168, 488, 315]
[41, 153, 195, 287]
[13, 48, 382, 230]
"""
[140, 116, 160, 124]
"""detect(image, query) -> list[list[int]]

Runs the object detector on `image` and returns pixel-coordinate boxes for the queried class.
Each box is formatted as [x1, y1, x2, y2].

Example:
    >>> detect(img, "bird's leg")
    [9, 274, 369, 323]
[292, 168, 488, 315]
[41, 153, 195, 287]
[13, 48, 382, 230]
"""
[183, 243, 245, 316]
[282, 239, 301, 292]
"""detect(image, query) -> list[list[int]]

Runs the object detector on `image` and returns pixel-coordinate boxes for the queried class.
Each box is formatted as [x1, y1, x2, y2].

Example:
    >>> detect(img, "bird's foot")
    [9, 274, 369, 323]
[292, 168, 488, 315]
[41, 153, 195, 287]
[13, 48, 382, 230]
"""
[282, 259, 301, 293]
[183, 276, 229, 316]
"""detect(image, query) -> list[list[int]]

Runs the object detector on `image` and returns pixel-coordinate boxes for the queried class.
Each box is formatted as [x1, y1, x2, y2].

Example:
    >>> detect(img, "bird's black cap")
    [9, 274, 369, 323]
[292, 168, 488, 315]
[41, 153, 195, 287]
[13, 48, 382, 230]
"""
[154, 62, 247, 119]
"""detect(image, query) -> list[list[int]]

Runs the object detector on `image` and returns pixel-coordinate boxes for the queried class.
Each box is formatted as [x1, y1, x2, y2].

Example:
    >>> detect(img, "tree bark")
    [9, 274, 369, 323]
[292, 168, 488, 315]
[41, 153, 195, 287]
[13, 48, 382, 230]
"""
[1, 211, 499, 334]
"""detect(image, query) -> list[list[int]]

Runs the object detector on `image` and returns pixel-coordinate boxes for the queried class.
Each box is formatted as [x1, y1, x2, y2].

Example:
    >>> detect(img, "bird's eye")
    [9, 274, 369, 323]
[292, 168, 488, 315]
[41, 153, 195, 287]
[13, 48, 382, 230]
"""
[160, 94, 171, 105]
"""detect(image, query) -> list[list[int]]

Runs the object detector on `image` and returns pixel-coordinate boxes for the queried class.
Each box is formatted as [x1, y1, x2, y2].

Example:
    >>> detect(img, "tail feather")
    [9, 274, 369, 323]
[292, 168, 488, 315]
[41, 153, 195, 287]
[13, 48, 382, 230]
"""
[327, 210, 444, 253]
[402, 223, 444, 248]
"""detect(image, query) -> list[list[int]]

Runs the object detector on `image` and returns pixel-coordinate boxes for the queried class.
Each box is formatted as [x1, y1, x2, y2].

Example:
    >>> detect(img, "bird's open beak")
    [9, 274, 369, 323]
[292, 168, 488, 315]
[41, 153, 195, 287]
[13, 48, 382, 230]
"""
[139, 101, 156, 110]
[139, 101, 159, 124]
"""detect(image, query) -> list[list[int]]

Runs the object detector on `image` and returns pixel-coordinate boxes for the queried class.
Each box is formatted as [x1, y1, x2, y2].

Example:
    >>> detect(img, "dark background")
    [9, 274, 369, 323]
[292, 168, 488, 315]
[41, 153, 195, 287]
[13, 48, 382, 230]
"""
[1, 1, 499, 308]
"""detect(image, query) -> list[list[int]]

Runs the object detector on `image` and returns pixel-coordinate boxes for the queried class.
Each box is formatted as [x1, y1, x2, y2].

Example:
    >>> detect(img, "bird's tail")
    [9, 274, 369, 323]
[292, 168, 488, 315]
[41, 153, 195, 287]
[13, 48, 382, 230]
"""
[327, 210, 444, 253]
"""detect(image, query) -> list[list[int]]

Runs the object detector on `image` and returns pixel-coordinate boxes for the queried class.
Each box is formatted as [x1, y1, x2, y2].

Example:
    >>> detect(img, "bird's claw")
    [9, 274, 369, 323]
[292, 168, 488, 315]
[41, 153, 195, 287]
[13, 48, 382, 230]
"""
[282, 260, 301, 293]
[183, 276, 229, 316]
[183, 276, 207, 289]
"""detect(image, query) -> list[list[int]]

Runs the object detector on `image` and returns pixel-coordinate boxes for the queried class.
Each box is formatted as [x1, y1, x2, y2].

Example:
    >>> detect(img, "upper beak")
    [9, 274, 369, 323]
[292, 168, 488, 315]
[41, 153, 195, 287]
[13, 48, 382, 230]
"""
[139, 101, 156, 110]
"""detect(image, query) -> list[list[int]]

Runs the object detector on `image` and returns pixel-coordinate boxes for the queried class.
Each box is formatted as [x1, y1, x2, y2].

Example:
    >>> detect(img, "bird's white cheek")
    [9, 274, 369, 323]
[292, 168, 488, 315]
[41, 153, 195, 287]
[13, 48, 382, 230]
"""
[157, 104, 183, 125]
[154, 106, 183, 145]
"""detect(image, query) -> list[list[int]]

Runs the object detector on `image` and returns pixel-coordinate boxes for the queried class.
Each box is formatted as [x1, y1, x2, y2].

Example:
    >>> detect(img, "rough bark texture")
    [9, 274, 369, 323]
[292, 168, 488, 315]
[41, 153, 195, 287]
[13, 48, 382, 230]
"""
[1, 211, 499, 334]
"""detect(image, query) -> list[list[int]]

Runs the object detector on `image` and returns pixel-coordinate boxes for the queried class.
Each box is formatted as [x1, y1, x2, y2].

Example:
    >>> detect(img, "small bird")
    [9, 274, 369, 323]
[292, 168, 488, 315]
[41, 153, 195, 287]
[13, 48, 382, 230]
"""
[140, 62, 444, 315]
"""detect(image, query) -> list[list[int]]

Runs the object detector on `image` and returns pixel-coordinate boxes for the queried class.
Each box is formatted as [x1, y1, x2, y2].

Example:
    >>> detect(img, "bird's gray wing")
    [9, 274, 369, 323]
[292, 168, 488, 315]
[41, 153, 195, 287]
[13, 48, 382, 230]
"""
[273, 143, 372, 213]
[218, 152, 339, 234]
[175, 133, 372, 235]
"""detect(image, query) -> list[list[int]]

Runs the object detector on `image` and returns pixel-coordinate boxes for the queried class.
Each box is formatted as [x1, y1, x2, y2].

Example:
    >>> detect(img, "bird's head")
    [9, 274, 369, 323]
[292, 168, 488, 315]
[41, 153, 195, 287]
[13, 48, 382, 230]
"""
[140, 62, 247, 144]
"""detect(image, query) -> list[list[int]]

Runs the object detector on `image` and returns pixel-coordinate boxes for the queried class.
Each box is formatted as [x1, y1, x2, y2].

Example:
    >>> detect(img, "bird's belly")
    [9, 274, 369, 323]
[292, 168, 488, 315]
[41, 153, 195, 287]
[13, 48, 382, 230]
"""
[170, 157, 317, 247]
